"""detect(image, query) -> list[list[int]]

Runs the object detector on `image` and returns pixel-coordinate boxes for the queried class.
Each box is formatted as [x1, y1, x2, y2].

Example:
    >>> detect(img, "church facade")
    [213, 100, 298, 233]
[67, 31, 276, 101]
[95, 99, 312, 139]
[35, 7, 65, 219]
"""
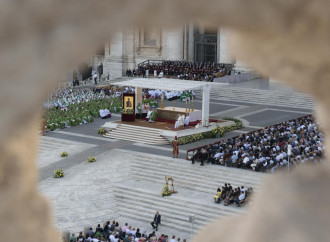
[101, 25, 253, 79]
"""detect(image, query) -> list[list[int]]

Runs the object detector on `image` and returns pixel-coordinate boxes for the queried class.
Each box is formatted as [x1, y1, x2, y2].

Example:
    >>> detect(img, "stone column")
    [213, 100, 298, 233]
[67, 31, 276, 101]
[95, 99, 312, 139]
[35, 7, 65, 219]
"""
[188, 22, 195, 62]
[166, 27, 184, 60]
[218, 28, 235, 64]
[106, 32, 124, 80]
[217, 27, 221, 63]
[135, 87, 143, 112]
[183, 24, 188, 61]
[202, 84, 211, 127]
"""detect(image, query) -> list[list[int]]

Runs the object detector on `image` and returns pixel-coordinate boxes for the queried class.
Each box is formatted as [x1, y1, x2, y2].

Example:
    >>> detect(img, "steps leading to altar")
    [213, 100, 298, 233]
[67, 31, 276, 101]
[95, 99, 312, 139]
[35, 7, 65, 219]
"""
[114, 185, 240, 234]
[103, 123, 170, 145]
[113, 151, 267, 234]
[129, 153, 266, 194]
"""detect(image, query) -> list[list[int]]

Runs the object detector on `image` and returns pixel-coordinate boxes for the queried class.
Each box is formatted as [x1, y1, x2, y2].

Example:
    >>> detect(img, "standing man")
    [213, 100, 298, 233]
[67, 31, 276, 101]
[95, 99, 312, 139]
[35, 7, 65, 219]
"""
[136, 103, 142, 118]
[151, 211, 161, 231]
[172, 136, 179, 158]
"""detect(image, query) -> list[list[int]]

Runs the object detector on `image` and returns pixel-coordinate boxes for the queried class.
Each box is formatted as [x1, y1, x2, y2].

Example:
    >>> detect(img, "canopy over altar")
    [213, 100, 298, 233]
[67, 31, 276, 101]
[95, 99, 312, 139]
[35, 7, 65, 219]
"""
[112, 78, 211, 126]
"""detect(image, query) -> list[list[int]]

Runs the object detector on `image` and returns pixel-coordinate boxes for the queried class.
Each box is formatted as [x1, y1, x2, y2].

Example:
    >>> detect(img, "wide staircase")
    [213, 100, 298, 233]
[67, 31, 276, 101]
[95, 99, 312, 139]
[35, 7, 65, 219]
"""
[194, 83, 315, 110]
[103, 123, 170, 145]
[113, 150, 267, 234]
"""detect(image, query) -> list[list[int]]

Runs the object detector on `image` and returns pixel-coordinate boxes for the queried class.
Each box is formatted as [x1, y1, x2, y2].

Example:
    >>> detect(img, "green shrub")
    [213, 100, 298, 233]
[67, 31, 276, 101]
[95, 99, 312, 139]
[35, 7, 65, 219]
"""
[60, 151, 68, 157]
[88, 156, 96, 163]
[54, 169, 64, 178]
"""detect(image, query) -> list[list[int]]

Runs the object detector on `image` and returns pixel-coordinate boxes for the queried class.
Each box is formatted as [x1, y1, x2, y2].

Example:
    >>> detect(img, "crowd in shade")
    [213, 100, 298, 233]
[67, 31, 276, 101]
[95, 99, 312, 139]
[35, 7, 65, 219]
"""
[69, 221, 186, 242]
[42, 88, 122, 130]
[213, 183, 253, 206]
[191, 115, 323, 172]
[126, 60, 233, 81]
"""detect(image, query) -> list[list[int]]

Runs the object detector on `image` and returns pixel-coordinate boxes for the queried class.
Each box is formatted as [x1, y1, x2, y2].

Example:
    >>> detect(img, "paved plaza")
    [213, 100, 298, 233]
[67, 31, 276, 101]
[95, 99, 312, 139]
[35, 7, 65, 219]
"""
[38, 79, 314, 240]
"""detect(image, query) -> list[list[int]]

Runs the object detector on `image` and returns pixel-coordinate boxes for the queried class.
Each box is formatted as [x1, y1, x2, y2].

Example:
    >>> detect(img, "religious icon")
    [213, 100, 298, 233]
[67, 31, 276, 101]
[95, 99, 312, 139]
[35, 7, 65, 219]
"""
[124, 96, 134, 109]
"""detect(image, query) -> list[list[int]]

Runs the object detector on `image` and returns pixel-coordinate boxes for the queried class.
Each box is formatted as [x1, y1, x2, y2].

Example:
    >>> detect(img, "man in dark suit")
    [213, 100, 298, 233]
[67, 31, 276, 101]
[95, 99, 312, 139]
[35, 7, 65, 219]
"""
[151, 211, 161, 231]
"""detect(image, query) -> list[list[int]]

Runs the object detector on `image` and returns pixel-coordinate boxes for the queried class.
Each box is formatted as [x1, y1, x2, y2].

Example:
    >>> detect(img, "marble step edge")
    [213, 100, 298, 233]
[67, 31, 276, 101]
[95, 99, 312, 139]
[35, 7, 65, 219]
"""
[116, 202, 216, 227]
[118, 123, 165, 132]
[130, 152, 268, 178]
[104, 132, 167, 141]
[130, 166, 261, 190]
[117, 207, 208, 235]
[130, 159, 265, 183]
[112, 185, 243, 214]
[103, 135, 169, 144]
[115, 194, 234, 220]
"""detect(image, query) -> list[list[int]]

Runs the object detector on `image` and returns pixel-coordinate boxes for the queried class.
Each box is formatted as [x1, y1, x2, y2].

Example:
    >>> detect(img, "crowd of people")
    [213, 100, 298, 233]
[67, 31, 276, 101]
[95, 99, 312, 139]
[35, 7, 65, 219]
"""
[213, 183, 253, 206]
[68, 220, 186, 242]
[42, 88, 122, 131]
[126, 61, 233, 81]
[191, 115, 323, 172]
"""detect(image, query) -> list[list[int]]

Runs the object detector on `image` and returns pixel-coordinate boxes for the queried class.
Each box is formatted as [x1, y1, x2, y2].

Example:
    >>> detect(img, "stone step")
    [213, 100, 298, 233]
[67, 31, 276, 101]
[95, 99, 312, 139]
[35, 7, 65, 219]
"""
[194, 85, 315, 108]
[118, 123, 163, 133]
[106, 130, 165, 141]
[113, 186, 240, 217]
[117, 203, 209, 230]
[103, 123, 170, 145]
[130, 163, 260, 191]
[131, 153, 267, 180]
[116, 206, 205, 234]
[132, 156, 264, 184]
[113, 184, 245, 214]
[132, 172, 249, 195]
[104, 133, 169, 145]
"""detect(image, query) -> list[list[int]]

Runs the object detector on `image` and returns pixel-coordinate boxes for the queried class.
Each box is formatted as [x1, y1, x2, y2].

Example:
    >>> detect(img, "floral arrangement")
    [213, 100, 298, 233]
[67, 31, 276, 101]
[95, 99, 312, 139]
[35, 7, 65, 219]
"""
[44, 97, 122, 131]
[60, 151, 68, 157]
[175, 119, 243, 145]
[122, 108, 134, 115]
[88, 156, 96, 163]
[212, 118, 243, 137]
[54, 169, 64, 178]
[172, 133, 204, 145]
[161, 184, 171, 197]
[98, 128, 107, 135]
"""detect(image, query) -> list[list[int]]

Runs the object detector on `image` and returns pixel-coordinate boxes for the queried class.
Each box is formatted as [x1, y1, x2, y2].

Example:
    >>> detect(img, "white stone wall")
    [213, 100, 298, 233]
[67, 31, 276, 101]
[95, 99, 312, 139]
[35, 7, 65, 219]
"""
[219, 28, 236, 64]
[166, 28, 184, 60]
[106, 32, 124, 79]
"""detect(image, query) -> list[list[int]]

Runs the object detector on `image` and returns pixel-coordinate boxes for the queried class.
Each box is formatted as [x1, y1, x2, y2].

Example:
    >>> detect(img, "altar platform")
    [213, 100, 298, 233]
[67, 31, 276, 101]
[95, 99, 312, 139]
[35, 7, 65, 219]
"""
[113, 119, 215, 131]
[156, 107, 202, 122]
[102, 119, 233, 145]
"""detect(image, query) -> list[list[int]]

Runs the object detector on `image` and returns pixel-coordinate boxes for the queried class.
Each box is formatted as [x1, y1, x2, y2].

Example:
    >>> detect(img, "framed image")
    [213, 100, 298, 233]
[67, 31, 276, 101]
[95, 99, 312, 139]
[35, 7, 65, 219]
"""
[124, 96, 134, 110]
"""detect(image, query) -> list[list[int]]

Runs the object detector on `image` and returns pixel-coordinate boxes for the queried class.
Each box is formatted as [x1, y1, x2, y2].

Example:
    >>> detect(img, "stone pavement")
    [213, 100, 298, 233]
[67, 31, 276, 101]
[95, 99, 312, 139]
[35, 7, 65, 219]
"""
[39, 148, 266, 240]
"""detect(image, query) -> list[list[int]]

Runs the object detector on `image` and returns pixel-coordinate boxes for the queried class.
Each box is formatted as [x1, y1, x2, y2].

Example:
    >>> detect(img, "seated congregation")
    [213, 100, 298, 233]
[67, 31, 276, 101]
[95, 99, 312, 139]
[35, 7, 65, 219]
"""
[191, 115, 323, 172]
[42, 88, 120, 130]
[127, 60, 233, 82]
[68, 220, 186, 242]
[213, 183, 253, 207]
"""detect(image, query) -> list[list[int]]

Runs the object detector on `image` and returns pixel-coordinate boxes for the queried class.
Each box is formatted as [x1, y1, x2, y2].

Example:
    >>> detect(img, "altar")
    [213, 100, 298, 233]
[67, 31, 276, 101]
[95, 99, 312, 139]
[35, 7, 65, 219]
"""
[157, 107, 202, 122]
[112, 78, 211, 127]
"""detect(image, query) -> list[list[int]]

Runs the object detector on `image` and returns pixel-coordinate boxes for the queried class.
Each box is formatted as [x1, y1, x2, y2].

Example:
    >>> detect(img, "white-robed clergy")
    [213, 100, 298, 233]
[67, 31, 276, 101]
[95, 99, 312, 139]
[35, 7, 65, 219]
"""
[146, 110, 152, 121]
[99, 109, 107, 119]
[184, 116, 190, 126]
[175, 115, 185, 129]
